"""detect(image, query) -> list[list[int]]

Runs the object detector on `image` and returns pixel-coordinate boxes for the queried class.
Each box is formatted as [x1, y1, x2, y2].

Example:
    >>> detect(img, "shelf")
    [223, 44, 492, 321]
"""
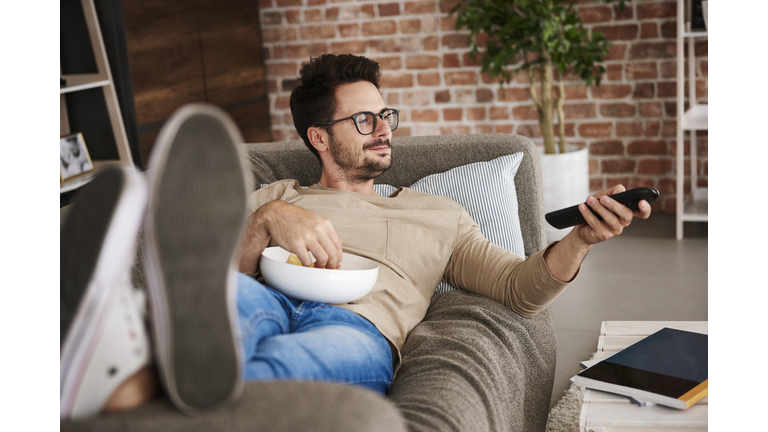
[681, 105, 708, 131]
[681, 187, 708, 222]
[60, 161, 130, 194]
[60, 75, 111, 94]
[683, 30, 708, 38]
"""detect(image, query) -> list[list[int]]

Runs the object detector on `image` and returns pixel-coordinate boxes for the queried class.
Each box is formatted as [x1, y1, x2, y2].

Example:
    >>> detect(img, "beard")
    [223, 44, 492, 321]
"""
[328, 133, 392, 184]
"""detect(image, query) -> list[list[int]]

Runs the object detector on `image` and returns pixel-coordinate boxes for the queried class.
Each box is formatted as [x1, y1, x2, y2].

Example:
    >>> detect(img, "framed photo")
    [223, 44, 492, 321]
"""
[60, 132, 94, 182]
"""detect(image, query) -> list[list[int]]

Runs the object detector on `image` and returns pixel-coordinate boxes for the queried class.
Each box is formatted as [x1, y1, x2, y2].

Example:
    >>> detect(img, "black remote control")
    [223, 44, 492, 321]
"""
[545, 187, 659, 229]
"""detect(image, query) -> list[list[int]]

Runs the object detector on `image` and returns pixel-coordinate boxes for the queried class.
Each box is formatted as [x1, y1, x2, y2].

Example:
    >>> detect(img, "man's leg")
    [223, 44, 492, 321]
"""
[143, 103, 250, 414]
[237, 275, 394, 395]
[60, 166, 152, 420]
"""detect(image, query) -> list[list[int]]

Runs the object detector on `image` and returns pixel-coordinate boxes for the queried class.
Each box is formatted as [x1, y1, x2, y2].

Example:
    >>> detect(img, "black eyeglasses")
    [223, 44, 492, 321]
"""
[315, 108, 399, 135]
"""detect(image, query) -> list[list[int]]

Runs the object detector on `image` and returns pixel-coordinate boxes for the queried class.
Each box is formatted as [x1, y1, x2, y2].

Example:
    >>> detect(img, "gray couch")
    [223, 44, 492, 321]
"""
[61, 133, 556, 431]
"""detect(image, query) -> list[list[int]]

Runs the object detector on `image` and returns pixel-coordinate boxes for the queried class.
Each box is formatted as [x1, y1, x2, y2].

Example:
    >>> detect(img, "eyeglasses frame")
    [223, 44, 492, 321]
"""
[314, 108, 400, 136]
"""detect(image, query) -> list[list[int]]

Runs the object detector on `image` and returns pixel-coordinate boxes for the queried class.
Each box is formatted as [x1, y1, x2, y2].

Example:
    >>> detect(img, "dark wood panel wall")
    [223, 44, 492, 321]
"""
[122, 0, 271, 168]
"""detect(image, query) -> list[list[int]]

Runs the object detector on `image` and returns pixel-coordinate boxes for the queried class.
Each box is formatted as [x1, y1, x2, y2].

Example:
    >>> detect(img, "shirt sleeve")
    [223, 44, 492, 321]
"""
[246, 179, 302, 213]
[443, 210, 576, 318]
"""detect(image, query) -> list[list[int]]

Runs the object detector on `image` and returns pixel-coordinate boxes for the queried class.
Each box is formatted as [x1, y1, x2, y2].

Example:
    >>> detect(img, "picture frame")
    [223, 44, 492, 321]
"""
[60, 132, 94, 182]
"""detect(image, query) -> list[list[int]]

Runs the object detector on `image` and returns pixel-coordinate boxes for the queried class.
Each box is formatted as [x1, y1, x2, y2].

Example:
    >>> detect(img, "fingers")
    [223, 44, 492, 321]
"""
[634, 200, 652, 220]
[578, 194, 632, 244]
[593, 184, 626, 200]
[264, 202, 344, 269]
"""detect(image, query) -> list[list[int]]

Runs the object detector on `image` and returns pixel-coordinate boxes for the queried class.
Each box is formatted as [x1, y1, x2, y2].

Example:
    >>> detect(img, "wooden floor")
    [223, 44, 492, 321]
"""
[549, 214, 708, 408]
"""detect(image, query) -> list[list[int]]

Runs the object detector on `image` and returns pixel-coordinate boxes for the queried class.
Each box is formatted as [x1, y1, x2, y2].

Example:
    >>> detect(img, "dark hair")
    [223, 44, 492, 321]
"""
[290, 54, 381, 159]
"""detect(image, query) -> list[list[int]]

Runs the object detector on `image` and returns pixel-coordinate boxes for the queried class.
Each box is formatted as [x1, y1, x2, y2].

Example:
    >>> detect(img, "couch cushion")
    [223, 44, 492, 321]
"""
[388, 289, 556, 432]
[373, 153, 525, 294]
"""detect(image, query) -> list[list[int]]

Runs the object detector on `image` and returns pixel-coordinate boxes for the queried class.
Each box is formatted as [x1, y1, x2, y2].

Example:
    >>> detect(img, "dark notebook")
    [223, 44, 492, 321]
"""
[572, 327, 708, 409]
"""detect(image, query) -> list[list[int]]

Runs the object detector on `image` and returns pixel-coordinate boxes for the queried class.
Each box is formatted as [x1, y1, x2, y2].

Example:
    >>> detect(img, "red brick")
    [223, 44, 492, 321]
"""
[659, 60, 678, 78]
[401, 19, 421, 33]
[417, 72, 441, 86]
[627, 139, 667, 155]
[325, 7, 339, 21]
[306, 0, 325, 5]
[474, 124, 495, 134]
[579, 122, 613, 138]
[262, 28, 281, 43]
[467, 107, 486, 121]
[606, 44, 627, 60]
[637, 158, 672, 175]
[442, 34, 470, 49]
[361, 4, 375, 19]
[305, 9, 322, 22]
[640, 22, 659, 38]
[276, 0, 301, 6]
[285, 10, 300, 24]
[411, 109, 439, 122]
[331, 40, 365, 54]
[629, 42, 676, 59]
[442, 53, 460, 68]
[403, 90, 431, 106]
[406, 55, 439, 69]
[435, 90, 450, 104]
[496, 124, 515, 134]
[516, 124, 541, 138]
[633, 82, 655, 99]
[275, 96, 291, 110]
[607, 64, 623, 81]
[563, 103, 597, 119]
[593, 24, 638, 41]
[339, 24, 358, 38]
[373, 56, 401, 70]
[405, 1, 436, 14]
[600, 102, 636, 117]
[637, 2, 677, 19]
[363, 20, 397, 36]
[380, 72, 414, 88]
[629, 177, 657, 189]
[662, 120, 676, 137]
[386, 93, 399, 106]
[616, 122, 643, 137]
[601, 159, 636, 173]
[562, 84, 589, 100]
[613, 3, 633, 20]
[590, 178, 606, 192]
[443, 108, 463, 121]
[490, 106, 510, 120]
[646, 120, 661, 136]
[440, 16, 457, 32]
[259, 0, 274, 8]
[512, 105, 538, 120]
[262, 11, 281, 25]
[639, 102, 663, 117]
[378, 2, 400, 16]
[579, 6, 612, 23]
[445, 71, 478, 86]
[591, 84, 632, 99]
[439, 0, 460, 13]
[657, 82, 676, 98]
[590, 140, 624, 155]
[424, 36, 438, 51]
[695, 40, 707, 57]
[377, 37, 421, 53]
[498, 87, 531, 102]
[626, 62, 658, 79]
[267, 62, 299, 77]
[440, 125, 472, 135]
[476, 88, 493, 103]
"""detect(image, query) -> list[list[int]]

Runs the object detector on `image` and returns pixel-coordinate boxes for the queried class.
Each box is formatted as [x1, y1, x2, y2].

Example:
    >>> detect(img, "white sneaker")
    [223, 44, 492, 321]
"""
[60, 165, 149, 420]
[144, 103, 249, 414]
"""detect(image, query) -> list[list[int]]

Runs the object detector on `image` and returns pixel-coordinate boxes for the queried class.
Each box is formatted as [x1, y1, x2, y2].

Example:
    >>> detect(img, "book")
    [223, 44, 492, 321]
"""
[571, 327, 708, 410]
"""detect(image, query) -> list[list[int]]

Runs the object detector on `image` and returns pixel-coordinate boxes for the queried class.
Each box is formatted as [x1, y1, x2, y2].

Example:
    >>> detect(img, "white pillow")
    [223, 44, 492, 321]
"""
[373, 153, 525, 294]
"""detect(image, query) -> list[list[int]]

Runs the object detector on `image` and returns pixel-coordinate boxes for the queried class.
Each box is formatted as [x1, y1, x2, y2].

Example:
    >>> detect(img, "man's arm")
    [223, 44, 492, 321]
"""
[238, 200, 344, 273]
[543, 185, 652, 282]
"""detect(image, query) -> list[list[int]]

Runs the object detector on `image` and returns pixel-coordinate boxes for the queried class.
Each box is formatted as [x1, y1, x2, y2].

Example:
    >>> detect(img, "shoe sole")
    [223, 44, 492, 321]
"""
[145, 104, 248, 414]
[60, 166, 147, 418]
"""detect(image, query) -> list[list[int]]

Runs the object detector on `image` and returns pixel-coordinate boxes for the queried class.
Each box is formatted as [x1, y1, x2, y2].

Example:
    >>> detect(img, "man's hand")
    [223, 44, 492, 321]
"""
[238, 200, 343, 273]
[544, 184, 652, 283]
[572, 184, 652, 246]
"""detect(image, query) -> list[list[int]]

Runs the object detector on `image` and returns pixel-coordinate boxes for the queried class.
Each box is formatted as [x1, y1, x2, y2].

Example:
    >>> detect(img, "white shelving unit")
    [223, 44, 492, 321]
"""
[676, 0, 708, 240]
[60, 0, 134, 194]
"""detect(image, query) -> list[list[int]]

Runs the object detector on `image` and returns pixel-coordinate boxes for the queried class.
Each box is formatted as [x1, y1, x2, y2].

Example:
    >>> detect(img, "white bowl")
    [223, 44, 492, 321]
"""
[260, 246, 379, 304]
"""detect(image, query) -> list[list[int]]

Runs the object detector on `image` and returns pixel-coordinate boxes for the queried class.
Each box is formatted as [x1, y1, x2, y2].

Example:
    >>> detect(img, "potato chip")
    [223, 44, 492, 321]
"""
[286, 253, 315, 267]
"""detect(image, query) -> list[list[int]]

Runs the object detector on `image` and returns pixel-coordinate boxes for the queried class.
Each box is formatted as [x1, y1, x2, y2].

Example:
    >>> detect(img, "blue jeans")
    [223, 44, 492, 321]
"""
[236, 274, 394, 394]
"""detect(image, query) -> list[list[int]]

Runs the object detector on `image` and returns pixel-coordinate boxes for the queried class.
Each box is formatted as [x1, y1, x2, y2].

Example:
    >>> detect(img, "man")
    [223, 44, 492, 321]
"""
[60, 54, 651, 419]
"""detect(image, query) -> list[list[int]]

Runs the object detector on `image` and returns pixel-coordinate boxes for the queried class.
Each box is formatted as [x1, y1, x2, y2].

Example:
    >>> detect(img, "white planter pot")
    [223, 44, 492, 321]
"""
[539, 145, 590, 243]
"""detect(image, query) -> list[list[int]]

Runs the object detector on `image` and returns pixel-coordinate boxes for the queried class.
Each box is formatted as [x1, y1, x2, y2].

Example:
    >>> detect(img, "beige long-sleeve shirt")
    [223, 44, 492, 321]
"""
[247, 180, 574, 362]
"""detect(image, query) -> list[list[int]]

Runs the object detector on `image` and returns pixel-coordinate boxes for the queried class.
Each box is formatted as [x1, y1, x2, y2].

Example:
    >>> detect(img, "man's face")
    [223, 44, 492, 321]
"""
[324, 81, 393, 184]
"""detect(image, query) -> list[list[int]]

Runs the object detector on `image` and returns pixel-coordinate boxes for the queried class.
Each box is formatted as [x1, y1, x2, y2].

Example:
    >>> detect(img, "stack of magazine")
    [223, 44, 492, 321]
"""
[571, 327, 708, 410]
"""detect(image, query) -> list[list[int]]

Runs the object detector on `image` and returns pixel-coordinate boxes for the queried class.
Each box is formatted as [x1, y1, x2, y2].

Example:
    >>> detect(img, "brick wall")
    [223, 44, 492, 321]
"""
[258, 0, 708, 213]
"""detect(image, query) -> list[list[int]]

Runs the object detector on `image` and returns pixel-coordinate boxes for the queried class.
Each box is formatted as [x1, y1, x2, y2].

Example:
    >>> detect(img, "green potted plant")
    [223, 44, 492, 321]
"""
[446, 0, 628, 240]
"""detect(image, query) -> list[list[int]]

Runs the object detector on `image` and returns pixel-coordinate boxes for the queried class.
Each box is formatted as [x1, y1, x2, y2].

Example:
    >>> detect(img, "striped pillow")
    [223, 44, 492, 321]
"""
[373, 153, 525, 294]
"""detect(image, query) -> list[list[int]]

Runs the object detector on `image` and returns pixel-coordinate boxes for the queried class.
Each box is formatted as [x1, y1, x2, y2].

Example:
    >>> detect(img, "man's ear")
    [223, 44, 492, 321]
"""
[307, 127, 329, 153]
